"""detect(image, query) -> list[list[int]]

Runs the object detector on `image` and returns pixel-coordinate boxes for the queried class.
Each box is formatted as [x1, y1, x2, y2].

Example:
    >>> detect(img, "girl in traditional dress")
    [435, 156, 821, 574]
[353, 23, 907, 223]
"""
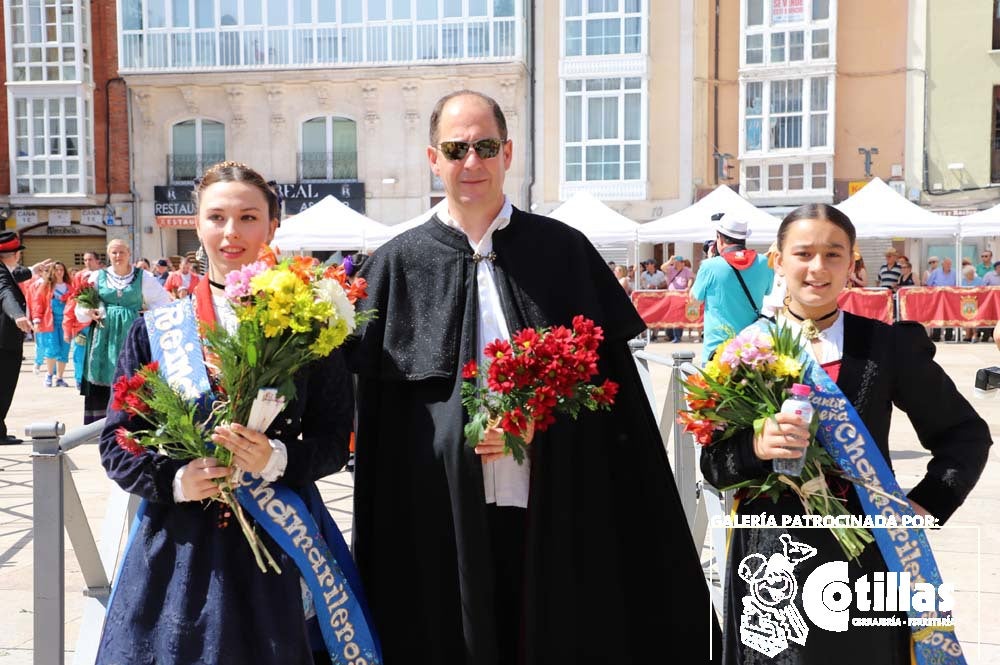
[75, 239, 171, 423]
[700, 203, 991, 665]
[30, 261, 72, 387]
[96, 162, 358, 665]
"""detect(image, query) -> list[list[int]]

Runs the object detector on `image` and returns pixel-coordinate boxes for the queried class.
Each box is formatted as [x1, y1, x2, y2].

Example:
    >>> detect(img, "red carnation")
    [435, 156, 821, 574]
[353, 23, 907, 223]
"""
[594, 379, 619, 406]
[114, 427, 145, 457]
[462, 360, 479, 379]
[484, 339, 512, 360]
[501, 407, 529, 438]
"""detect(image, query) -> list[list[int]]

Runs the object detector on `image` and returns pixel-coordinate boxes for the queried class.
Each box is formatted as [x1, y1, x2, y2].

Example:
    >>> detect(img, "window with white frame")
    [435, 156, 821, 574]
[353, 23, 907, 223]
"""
[300, 117, 358, 181]
[743, 76, 830, 154]
[742, 159, 830, 196]
[169, 119, 225, 183]
[564, 0, 643, 57]
[563, 77, 643, 183]
[12, 96, 94, 195]
[743, 0, 833, 67]
[8, 0, 92, 83]
[117, 0, 522, 71]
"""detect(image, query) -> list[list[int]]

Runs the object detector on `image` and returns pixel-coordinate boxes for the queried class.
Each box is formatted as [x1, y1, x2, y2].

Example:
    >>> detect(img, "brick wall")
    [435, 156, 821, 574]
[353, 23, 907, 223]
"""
[91, 0, 130, 198]
[0, 3, 126, 199]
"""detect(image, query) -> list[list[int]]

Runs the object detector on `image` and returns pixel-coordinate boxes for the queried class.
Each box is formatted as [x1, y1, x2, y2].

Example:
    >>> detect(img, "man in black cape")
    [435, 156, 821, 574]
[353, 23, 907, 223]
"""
[350, 90, 721, 664]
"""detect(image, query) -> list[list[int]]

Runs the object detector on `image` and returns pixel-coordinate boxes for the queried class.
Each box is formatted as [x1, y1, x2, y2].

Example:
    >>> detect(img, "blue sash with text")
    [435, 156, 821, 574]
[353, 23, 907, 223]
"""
[236, 475, 382, 665]
[145, 298, 382, 664]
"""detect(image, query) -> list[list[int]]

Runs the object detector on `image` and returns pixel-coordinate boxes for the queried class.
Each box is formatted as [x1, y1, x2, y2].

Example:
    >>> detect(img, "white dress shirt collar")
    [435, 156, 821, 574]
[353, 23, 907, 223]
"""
[438, 196, 512, 253]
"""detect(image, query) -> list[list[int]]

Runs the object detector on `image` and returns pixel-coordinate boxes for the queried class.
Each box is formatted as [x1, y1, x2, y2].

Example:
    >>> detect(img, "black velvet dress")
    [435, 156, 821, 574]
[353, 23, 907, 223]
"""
[95, 317, 354, 665]
[700, 314, 991, 665]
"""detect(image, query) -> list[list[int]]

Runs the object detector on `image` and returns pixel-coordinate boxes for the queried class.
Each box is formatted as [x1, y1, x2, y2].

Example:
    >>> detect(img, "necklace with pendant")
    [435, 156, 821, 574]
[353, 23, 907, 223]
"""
[785, 306, 839, 340]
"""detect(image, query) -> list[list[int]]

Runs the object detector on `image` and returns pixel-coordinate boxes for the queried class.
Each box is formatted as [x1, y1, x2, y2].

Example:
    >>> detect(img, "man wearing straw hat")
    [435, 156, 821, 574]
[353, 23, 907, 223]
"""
[690, 212, 773, 362]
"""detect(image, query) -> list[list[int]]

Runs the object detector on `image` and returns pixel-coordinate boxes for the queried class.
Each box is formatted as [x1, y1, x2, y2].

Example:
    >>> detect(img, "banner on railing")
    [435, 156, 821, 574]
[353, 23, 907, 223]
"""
[898, 286, 1000, 327]
[631, 288, 896, 328]
[631, 291, 704, 329]
[837, 288, 894, 324]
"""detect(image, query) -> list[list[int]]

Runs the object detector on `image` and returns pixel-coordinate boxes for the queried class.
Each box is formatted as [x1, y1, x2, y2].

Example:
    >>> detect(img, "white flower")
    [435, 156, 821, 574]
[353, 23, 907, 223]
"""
[314, 278, 357, 334]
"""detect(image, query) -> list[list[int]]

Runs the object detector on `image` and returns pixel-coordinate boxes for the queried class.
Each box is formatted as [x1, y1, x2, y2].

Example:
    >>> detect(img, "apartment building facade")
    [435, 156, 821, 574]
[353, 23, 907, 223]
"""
[702, 0, 918, 212]
[2, 0, 133, 268]
[117, 0, 530, 260]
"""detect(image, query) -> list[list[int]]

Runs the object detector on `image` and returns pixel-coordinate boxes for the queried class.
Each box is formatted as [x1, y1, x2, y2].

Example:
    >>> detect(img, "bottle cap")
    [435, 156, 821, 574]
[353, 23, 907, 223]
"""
[790, 383, 811, 397]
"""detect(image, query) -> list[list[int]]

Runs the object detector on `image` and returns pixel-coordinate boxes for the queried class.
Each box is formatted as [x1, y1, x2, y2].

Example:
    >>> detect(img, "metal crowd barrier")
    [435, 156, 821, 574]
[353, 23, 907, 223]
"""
[628, 339, 730, 617]
[27, 343, 727, 664]
[26, 418, 139, 665]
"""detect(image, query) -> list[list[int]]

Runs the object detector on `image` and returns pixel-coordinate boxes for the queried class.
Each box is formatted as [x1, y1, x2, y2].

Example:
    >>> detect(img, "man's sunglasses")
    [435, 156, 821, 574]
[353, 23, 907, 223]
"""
[437, 138, 505, 161]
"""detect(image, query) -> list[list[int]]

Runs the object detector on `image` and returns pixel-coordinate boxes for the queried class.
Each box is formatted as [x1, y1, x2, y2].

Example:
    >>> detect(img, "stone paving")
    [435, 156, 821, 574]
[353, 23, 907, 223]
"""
[0, 337, 997, 663]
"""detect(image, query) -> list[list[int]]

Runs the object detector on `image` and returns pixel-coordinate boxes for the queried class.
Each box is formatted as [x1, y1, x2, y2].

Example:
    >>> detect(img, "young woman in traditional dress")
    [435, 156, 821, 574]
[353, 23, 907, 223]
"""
[75, 239, 171, 422]
[96, 162, 359, 665]
[700, 203, 991, 665]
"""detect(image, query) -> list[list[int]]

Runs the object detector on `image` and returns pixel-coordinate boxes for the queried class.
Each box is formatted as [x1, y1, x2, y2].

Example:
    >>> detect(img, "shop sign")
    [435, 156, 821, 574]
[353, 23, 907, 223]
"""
[49, 209, 71, 226]
[81, 209, 105, 226]
[848, 180, 868, 197]
[16, 209, 38, 226]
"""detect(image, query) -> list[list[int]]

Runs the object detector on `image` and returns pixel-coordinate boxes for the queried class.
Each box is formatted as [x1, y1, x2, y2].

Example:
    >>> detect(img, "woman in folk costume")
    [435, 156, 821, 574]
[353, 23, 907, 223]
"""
[63, 267, 94, 388]
[75, 239, 171, 423]
[30, 260, 72, 387]
[700, 203, 991, 665]
[96, 162, 364, 665]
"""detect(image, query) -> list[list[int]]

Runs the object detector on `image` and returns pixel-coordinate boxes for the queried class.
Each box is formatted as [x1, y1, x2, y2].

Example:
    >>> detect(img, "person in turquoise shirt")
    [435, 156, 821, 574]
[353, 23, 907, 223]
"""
[690, 214, 773, 362]
[976, 249, 993, 278]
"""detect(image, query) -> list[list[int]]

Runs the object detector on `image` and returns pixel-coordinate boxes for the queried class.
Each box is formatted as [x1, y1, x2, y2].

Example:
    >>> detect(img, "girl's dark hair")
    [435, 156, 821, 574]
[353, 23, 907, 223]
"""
[192, 161, 281, 221]
[46, 261, 70, 287]
[777, 203, 856, 251]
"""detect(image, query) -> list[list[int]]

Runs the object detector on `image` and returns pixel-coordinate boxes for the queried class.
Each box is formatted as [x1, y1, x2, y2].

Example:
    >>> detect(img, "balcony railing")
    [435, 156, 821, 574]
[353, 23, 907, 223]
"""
[167, 153, 226, 184]
[120, 18, 520, 72]
[297, 152, 358, 182]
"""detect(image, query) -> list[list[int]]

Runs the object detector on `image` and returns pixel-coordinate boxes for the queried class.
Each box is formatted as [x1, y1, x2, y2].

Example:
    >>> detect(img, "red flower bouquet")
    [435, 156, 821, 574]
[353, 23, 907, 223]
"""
[461, 315, 619, 464]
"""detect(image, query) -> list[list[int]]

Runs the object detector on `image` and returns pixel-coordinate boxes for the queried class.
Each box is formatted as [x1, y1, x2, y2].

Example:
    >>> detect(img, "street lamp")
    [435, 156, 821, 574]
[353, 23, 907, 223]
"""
[858, 147, 879, 178]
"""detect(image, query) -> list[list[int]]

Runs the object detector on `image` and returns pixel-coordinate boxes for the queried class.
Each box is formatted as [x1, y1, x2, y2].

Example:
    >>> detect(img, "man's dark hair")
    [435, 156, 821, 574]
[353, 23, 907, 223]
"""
[429, 90, 508, 145]
[717, 231, 743, 246]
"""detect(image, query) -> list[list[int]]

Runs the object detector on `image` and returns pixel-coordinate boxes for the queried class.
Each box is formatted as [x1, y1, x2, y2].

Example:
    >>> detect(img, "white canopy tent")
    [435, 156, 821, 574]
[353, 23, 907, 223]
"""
[834, 177, 958, 239]
[547, 191, 640, 267]
[957, 204, 1000, 238]
[366, 199, 447, 250]
[834, 177, 981, 284]
[272, 195, 388, 253]
[637, 184, 781, 245]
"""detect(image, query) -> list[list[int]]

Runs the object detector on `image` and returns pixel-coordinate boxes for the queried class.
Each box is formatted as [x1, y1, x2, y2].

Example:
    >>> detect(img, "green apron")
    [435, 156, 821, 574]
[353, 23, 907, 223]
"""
[85, 268, 144, 386]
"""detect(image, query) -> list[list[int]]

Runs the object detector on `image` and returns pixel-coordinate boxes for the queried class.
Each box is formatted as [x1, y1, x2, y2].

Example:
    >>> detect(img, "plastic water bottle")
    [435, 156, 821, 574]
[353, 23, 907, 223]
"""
[772, 383, 814, 477]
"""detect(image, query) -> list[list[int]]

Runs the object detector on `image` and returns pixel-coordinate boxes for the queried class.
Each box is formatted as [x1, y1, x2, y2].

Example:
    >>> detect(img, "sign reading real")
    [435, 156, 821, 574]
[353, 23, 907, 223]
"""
[154, 182, 366, 218]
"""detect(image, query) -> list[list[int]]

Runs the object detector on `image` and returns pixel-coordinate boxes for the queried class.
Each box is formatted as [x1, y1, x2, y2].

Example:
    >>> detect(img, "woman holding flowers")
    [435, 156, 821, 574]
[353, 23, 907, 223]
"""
[697, 203, 991, 664]
[75, 238, 171, 423]
[96, 162, 358, 665]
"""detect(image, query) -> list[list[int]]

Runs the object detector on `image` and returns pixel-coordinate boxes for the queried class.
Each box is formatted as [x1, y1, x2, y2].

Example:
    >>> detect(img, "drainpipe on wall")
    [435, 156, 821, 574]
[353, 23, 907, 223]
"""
[524, 0, 536, 211]
[713, 0, 720, 186]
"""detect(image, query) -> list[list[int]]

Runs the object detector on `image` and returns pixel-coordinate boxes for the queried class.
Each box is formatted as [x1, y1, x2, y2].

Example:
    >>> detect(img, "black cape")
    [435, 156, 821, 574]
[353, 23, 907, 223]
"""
[350, 208, 722, 664]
